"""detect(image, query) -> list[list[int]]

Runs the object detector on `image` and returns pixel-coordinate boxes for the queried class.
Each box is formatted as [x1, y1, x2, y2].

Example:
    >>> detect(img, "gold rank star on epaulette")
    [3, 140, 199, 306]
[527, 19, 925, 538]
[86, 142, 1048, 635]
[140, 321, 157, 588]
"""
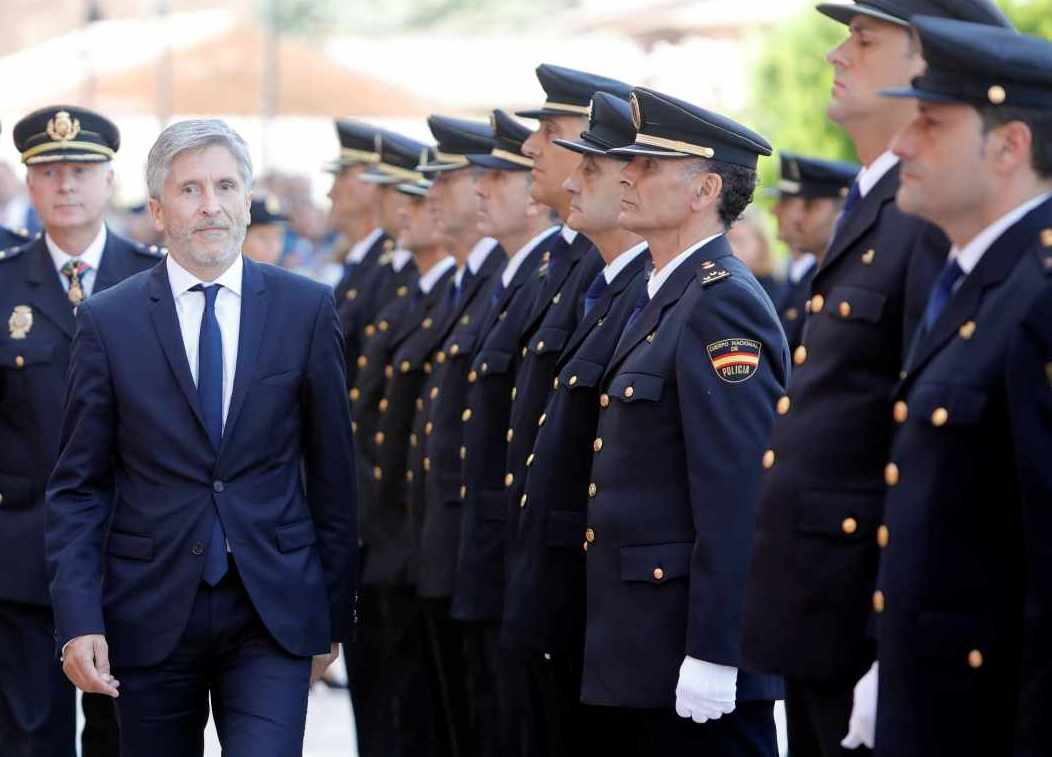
[697, 260, 732, 287]
[1040, 228, 1052, 273]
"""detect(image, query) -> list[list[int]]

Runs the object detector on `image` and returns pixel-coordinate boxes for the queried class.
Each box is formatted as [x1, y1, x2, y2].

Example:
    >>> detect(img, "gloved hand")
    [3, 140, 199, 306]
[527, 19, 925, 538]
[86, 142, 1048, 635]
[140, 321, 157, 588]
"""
[841, 661, 878, 750]
[674, 655, 737, 724]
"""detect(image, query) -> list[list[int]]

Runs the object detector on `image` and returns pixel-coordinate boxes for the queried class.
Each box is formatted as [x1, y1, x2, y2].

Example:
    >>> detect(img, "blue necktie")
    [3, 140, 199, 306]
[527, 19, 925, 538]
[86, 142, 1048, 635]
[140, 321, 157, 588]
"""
[922, 258, 966, 332]
[457, 268, 475, 307]
[583, 271, 608, 317]
[830, 179, 862, 245]
[615, 283, 650, 354]
[191, 283, 229, 587]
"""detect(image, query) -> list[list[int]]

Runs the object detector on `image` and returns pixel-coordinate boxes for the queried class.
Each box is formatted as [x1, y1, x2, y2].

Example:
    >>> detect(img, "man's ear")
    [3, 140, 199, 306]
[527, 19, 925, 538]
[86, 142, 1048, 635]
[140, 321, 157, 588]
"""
[689, 170, 722, 213]
[147, 197, 165, 233]
[991, 120, 1034, 176]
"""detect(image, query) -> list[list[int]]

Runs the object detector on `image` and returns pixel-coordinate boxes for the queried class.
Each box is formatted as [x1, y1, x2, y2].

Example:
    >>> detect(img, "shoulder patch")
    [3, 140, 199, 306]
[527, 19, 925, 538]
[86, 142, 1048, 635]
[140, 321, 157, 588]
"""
[706, 338, 762, 383]
[697, 260, 732, 287]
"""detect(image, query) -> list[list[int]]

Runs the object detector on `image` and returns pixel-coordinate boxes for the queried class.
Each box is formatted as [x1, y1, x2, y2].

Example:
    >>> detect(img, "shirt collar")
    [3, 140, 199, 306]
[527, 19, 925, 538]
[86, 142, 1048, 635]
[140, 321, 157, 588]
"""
[502, 225, 560, 288]
[418, 255, 456, 294]
[950, 191, 1052, 276]
[390, 248, 414, 272]
[560, 225, 579, 245]
[788, 253, 816, 285]
[167, 253, 244, 298]
[647, 233, 722, 300]
[857, 151, 898, 199]
[467, 236, 500, 274]
[346, 227, 385, 264]
[46, 223, 107, 274]
[603, 241, 648, 285]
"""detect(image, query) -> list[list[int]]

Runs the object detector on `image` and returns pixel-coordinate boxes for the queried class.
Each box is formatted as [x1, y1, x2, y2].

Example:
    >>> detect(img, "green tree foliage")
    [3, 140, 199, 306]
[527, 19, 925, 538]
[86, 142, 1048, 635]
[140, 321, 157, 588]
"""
[999, 0, 1052, 36]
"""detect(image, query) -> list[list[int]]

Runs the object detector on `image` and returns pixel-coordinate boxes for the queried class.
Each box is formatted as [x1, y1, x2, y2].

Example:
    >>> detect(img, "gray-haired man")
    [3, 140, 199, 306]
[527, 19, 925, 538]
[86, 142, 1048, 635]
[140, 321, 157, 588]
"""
[45, 119, 358, 756]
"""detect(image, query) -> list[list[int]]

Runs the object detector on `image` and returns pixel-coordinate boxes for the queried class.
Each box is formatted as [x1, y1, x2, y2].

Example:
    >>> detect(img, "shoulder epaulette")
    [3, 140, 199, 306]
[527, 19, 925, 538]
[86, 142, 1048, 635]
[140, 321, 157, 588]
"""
[697, 259, 732, 287]
[0, 239, 33, 263]
[1038, 227, 1052, 276]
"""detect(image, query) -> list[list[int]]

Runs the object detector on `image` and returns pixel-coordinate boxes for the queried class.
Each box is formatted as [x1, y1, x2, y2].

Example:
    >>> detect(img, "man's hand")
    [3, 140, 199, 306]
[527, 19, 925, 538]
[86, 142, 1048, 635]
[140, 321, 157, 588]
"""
[841, 662, 878, 750]
[310, 642, 341, 685]
[62, 634, 119, 698]
[674, 656, 737, 724]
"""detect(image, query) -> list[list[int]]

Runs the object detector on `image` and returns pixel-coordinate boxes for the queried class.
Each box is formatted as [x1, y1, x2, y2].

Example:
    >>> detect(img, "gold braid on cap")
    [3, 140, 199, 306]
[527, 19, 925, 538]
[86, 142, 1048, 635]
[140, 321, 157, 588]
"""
[542, 100, 590, 115]
[634, 133, 715, 159]
[490, 149, 534, 168]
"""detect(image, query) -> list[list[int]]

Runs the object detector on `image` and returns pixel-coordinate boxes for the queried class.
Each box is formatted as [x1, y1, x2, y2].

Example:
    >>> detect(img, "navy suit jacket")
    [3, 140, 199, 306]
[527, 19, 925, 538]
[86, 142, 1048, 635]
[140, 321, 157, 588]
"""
[46, 256, 358, 666]
[0, 231, 161, 606]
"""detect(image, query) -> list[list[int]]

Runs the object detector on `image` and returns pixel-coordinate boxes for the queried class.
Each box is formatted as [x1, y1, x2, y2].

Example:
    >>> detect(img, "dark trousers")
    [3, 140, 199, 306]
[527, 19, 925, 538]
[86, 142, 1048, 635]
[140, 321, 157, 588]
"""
[347, 584, 434, 757]
[81, 693, 120, 757]
[0, 601, 76, 757]
[594, 700, 779, 757]
[785, 677, 871, 757]
[111, 562, 311, 757]
[460, 620, 513, 757]
[420, 597, 470, 757]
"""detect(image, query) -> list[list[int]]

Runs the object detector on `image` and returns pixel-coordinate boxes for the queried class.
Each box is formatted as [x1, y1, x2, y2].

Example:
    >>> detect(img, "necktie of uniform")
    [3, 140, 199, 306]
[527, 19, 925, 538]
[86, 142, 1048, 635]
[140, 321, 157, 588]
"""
[615, 283, 650, 355]
[922, 258, 966, 332]
[829, 179, 862, 247]
[190, 283, 229, 587]
[456, 268, 475, 308]
[583, 271, 609, 317]
[61, 259, 91, 306]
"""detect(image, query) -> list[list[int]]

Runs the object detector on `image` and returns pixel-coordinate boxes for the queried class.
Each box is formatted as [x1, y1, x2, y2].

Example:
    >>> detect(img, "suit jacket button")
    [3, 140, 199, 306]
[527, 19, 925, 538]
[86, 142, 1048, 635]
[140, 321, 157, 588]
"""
[349, 388, 360, 402]
[460, 446, 467, 460]
[379, 399, 389, 412]
[430, 387, 440, 400]
[507, 428, 514, 442]
[785, 308, 798, 322]
[425, 422, 434, 436]
[374, 432, 385, 446]
[552, 377, 560, 390]
[357, 355, 368, 368]
[468, 370, 478, 383]
[460, 485, 467, 499]
[536, 340, 546, 352]
[569, 375, 578, 386]
[192, 542, 205, 556]
[213, 481, 224, 493]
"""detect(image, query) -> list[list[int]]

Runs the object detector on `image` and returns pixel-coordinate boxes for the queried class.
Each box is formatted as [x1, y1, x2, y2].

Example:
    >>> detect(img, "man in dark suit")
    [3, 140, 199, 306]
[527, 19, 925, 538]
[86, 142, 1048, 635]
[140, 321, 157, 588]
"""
[45, 118, 357, 757]
[870, 18, 1052, 756]
[501, 91, 649, 756]
[580, 87, 786, 757]
[741, 3, 1012, 755]
[452, 112, 562, 756]
[0, 105, 160, 757]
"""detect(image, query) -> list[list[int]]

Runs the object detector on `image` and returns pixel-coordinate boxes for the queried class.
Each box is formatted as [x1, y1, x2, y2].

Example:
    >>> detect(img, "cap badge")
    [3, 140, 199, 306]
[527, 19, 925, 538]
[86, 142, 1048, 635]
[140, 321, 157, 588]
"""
[265, 195, 282, 214]
[587, 98, 596, 124]
[8, 305, 33, 340]
[47, 111, 81, 143]
[629, 93, 642, 131]
[987, 85, 1006, 105]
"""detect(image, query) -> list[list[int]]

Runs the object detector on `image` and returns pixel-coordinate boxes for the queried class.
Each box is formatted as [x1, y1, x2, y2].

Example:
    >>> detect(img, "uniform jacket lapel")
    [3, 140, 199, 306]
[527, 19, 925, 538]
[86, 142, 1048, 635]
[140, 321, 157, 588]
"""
[560, 250, 649, 364]
[522, 233, 591, 335]
[92, 228, 143, 294]
[25, 238, 76, 339]
[479, 244, 546, 337]
[821, 166, 900, 274]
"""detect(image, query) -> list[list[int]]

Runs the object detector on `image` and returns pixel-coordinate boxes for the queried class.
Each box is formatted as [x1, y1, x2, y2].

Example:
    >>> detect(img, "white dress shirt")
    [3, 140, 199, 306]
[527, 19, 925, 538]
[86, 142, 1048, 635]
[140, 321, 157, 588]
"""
[167, 253, 243, 428]
[560, 225, 579, 245]
[502, 225, 560, 288]
[857, 151, 899, 199]
[454, 237, 500, 287]
[602, 241, 649, 285]
[46, 224, 107, 298]
[390, 248, 414, 272]
[950, 191, 1052, 276]
[787, 253, 817, 285]
[418, 256, 456, 294]
[345, 227, 385, 264]
[648, 234, 722, 300]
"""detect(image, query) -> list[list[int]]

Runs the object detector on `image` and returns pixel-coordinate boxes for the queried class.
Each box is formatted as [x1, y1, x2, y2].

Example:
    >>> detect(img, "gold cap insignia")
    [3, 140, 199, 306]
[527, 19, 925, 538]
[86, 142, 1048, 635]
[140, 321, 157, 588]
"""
[8, 305, 33, 340]
[489, 112, 498, 131]
[987, 85, 1006, 105]
[46, 111, 81, 142]
[587, 97, 596, 125]
[629, 93, 642, 131]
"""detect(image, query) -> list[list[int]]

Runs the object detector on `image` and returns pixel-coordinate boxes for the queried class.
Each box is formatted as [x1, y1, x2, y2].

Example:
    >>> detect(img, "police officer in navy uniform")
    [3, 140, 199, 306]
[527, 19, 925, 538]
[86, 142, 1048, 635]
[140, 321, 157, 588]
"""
[740, 3, 1012, 755]
[771, 152, 858, 350]
[501, 91, 649, 756]
[866, 18, 1052, 756]
[413, 114, 505, 757]
[0, 105, 162, 757]
[452, 112, 562, 756]
[242, 195, 288, 266]
[580, 87, 786, 757]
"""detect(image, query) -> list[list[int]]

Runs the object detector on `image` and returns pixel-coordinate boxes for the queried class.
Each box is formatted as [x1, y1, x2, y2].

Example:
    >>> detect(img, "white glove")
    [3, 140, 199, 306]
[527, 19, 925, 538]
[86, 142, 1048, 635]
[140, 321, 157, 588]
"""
[841, 662, 878, 750]
[674, 656, 737, 724]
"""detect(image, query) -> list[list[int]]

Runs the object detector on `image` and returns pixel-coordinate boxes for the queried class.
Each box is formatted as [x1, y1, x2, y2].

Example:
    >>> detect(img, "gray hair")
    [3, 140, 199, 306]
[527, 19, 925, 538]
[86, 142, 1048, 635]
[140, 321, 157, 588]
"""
[146, 119, 253, 199]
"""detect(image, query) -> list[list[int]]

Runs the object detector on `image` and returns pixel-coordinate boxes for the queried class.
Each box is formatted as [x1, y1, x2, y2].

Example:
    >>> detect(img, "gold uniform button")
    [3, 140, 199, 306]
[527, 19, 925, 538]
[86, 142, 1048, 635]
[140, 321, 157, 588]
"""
[365, 325, 376, 337]
[507, 428, 514, 442]
[794, 345, 808, 366]
[460, 485, 467, 498]
[416, 398, 424, 411]
[599, 394, 610, 409]
[400, 360, 411, 374]
[461, 315, 471, 325]
[346, 289, 358, 301]
[511, 387, 517, 401]
[885, 463, 900, 487]
[422, 318, 433, 329]
[652, 568, 665, 582]
[374, 432, 385, 446]
[349, 388, 360, 402]
[397, 286, 408, 297]
[536, 340, 546, 352]
[877, 525, 890, 549]
[462, 409, 472, 422]
[776, 396, 791, 415]
[430, 387, 440, 400]
[582, 542, 589, 552]
[1042, 228, 1052, 247]
[468, 370, 478, 383]
[379, 320, 390, 332]
[593, 438, 603, 453]
[425, 422, 434, 436]
[460, 446, 467, 461]
[588, 483, 598, 498]
[385, 365, 394, 379]
[379, 399, 389, 412]
[410, 434, 418, 448]
[862, 249, 876, 265]
[406, 470, 414, 482]
[968, 649, 984, 669]
[838, 301, 852, 318]
[569, 375, 578, 386]
[520, 494, 528, 509]
[959, 321, 976, 340]
[810, 294, 825, 313]
[931, 407, 949, 427]
[505, 473, 514, 487]
[785, 308, 799, 322]
[841, 517, 858, 535]
[436, 351, 447, 363]
[987, 85, 1006, 104]
[585, 528, 596, 544]
[893, 401, 909, 424]
[373, 466, 383, 481]
[423, 457, 431, 472]
[624, 386, 635, 399]
[873, 590, 885, 613]
[450, 344, 460, 356]
[526, 453, 535, 467]
[538, 414, 547, 427]
[352, 421, 358, 434]
[521, 347, 528, 358]
[552, 377, 559, 391]
[762, 450, 775, 470]
[357, 356, 368, 368]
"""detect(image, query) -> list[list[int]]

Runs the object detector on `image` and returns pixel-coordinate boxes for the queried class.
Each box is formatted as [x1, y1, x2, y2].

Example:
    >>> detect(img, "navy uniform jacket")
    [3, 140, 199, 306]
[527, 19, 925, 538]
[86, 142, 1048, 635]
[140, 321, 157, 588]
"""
[743, 165, 948, 685]
[504, 234, 602, 538]
[581, 236, 788, 709]
[336, 231, 394, 388]
[874, 198, 1052, 757]
[343, 260, 418, 389]
[362, 265, 457, 587]
[775, 263, 817, 351]
[0, 225, 27, 251]
[46, 258, 358, 666]
[450, 231, 559, 622]
[416, 250, 506, 598]
[0, 231, 161, 606]
[502, 252, 649, 654]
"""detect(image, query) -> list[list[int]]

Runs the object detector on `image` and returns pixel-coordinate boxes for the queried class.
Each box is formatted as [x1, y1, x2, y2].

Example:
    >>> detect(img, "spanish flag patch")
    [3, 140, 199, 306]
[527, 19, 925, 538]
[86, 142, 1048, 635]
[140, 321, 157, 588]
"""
[706, 338, 762, 383]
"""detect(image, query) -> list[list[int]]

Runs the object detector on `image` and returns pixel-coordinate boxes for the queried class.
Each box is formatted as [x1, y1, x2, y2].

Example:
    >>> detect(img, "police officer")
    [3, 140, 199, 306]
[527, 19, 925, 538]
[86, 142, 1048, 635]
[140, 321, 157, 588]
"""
[413, 114, 505, 757]
[0, 105, 162, 757]
[741, 3, 1012, 755]
[867, 17, 1052, 756]
[579, 87, 786, 756]
[771, 152, 858, 349]
[242, 195, 287, 265]
[452, 110, 562, 756]
[501, 91, 649, 756]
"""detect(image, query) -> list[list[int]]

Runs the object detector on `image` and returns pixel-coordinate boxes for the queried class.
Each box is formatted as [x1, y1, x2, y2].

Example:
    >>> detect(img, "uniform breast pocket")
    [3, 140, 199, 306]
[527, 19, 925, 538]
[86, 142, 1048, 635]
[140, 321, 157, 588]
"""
[472, 349, 513, 380]
[530, 327, 569, 358]
[558, 358, 604, 391]
[445, 330, 479, 362]
[0, 342, 56, 371]
[905, 382, 988, 429]
[257, 368, 303, 387]
[821, 285, 887, 324]
[608, 372, 665, 405]
[620, 542, 692, 584]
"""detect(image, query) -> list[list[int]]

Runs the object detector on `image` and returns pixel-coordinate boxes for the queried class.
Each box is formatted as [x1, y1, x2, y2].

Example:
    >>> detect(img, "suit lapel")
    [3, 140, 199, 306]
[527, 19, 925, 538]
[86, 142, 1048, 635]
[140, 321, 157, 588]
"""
[561, 250, 649, 363]
[147, 262, 208, 436]
[220, 258, 269, 454]
[25, 239, 76, 339]
[820, 167, 899, 273]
